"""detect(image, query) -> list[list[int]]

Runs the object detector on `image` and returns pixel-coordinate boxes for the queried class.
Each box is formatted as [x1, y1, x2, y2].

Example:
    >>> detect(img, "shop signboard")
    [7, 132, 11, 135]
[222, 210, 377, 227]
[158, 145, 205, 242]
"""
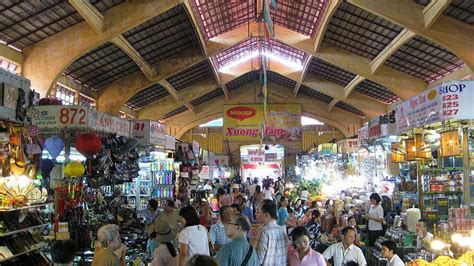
[368, 110, 397, 139]
[29, 105, 131, 137]
[395, 80, 474, 133]
[165, 135, 175, 150]
[29, 105, 89, 130]
[223, 104, 301, 142]
[247, 149, 265, 163]
[89, 110, 131, 137]
[132, 120, 166, 146]
[357, 124, 368, 143]
[337, 138, 359, 154]
[199, 165, 210, 180]
[192, 140, 200, 155]
[264, 153, 278, 162]
[318, 143, 337, 155]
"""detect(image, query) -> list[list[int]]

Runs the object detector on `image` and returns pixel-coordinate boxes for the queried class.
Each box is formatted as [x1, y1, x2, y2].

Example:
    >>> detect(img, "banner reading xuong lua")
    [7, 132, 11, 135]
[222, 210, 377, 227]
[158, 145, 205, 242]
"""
[223, 104, 301, 141]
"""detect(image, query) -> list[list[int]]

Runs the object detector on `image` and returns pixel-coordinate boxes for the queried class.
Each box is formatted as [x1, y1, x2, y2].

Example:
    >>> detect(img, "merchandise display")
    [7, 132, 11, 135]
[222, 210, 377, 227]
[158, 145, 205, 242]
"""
[1, 3, 474, 265]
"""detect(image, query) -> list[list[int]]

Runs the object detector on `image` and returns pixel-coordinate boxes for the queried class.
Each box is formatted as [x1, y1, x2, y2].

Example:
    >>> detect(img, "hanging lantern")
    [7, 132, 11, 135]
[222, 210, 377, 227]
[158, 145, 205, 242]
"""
[405, 138, 416, 161]
[76, 133, 102, 157]
[415, 134, 431, 159]
[440, 130, 460, 157]
[391, 143, 405, 163]
[64, 161, 85, 177]
[44, 136, 64, 160]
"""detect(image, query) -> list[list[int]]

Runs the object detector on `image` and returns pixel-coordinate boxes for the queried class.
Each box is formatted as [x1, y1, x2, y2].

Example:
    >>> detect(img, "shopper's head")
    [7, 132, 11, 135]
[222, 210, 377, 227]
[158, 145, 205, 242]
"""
[51, 239, 76, 265]
[291, 226, 311, 253]
[235, 195, 245, 206]
[230, 203, 241, 215]
[311, 209, 321, 221]
[369, 193, 381, 205]
[348, 216, 357, 227]
[380, 240, 397, 260]
[255, 185, 261, 193]
[165, 199, 174, 212]
[279, 196, 288, 207]
[341, 226, 356, 247]
[416, 219, 428, 237]
[188, 254, 218, 266]
[179, 206, 200, 227]
[148, 198, 158, 212]
[257, 199, 277, 224]
[97, 224, 121, 251]
[219, 206, 233, 223]
[218, 188, 226, 195]
[225, 215, 251, 239]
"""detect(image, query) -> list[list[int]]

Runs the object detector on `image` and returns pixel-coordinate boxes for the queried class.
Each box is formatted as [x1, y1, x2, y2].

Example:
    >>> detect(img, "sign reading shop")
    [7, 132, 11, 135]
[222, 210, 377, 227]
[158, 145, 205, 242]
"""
[395, 80, 474, 133]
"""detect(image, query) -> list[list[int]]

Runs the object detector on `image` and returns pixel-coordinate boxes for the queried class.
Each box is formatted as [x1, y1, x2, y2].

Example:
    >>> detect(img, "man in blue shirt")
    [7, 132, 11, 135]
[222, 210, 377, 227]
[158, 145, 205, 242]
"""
[210, 206, 233, 253]
[217, 215, 258, 266]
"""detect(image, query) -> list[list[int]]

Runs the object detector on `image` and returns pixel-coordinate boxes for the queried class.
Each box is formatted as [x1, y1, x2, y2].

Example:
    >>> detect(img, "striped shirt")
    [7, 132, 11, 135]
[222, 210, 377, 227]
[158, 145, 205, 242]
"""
[210, 221, 231, 246]
[255, 220, 288, 266]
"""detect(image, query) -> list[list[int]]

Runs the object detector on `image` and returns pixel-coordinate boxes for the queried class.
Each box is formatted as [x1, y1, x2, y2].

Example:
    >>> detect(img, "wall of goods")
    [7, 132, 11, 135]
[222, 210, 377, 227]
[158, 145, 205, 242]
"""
[0, 68, 187, 264]
[294, 81, 474, 265]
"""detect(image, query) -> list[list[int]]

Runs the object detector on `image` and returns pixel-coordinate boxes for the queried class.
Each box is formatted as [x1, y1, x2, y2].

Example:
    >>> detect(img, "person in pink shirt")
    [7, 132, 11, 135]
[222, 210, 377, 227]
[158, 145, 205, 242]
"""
[288, 226, 326, 266]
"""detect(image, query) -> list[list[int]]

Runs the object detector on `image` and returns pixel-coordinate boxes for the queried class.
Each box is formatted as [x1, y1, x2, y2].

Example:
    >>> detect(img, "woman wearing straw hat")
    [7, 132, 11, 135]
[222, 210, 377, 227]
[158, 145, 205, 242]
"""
[150, 220, 178, 266]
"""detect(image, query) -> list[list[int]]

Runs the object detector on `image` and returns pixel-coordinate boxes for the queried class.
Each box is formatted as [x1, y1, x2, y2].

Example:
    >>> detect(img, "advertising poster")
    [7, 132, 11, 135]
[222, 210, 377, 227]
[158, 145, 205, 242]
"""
[223, 104, 301, 142]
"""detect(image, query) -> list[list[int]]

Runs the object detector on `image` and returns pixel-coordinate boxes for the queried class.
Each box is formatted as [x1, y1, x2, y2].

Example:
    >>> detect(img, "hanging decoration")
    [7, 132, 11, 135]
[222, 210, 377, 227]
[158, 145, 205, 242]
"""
[0, 175, 48, 208]
[258, 0, 276, 148]
[64, 161, 85, 178]
[405, 138, 416, 161]
[440, 130, 460, 157]
[44, 136, 64, 160]
[40, 159, 55, 177]
[414, 134, 431, 159]
[75, 133, 102, 157]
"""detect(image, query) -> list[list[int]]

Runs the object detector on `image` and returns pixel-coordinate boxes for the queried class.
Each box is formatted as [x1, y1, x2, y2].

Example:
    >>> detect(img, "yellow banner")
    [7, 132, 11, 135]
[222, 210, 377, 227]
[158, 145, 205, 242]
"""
[223, 104, 301, 142]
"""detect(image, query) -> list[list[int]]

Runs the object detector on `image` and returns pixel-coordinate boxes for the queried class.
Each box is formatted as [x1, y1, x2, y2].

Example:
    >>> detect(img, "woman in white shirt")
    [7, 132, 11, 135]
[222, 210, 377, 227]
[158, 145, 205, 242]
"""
[178, 206, 210, 266]
[262, 183, 274, 200]
[365, 193, 384, 246]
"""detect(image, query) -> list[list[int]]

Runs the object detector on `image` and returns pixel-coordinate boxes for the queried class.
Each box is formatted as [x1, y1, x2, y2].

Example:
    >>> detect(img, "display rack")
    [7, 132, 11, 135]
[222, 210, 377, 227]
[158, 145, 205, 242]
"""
[0, 204, 52, 264]
[421, 166, 464, 225]
[124, 157, 175, 210]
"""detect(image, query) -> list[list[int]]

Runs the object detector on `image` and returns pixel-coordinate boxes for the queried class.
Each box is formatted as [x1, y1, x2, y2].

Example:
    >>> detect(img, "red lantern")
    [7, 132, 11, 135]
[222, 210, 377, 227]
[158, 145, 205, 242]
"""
[76, 134, 102, 157]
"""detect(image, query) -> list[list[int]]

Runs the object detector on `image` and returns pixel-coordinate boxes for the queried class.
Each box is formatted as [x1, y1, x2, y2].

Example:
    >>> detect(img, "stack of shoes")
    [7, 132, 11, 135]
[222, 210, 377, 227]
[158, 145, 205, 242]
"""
[0, 210, 45, 234]
[86, 137, 112, 189]
[110, 135, 139, 183]
[1, 232, 42, 254]
[1, 252, 50, 265]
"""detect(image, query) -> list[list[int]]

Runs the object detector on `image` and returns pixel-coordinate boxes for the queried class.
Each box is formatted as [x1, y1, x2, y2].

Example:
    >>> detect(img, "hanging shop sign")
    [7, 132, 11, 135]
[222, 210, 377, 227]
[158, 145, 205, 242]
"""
[199, 165, 210, 180]
[264, 153, 278, 162]
[243, 163, 279, 169]
[318, 143, 337, 155]
[192, 140, 200, 155]
[165, 135, 175, 150]
[395, 80, 474, 133]
[368, 110, 397, 139]
[247, 149, 265, 163]
[223, 104, 302, 142]
[357, 124, 368, 143]
[29, 105, 131, 137]
[90, 110, 131, 138]
[132, 120, 167, 146]
[337, 138, 359, 154]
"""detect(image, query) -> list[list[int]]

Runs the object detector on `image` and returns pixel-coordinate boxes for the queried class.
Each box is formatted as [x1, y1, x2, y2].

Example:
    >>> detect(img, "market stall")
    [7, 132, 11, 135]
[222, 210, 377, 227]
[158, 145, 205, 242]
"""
[240, 144, 284, 180]
[369, 80, 474, 265]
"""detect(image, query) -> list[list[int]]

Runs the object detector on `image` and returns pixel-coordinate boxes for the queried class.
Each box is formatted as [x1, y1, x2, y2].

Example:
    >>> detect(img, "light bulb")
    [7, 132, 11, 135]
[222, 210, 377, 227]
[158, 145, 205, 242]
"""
[451, 233, 463, 243]
[431, 240, 446, 250]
